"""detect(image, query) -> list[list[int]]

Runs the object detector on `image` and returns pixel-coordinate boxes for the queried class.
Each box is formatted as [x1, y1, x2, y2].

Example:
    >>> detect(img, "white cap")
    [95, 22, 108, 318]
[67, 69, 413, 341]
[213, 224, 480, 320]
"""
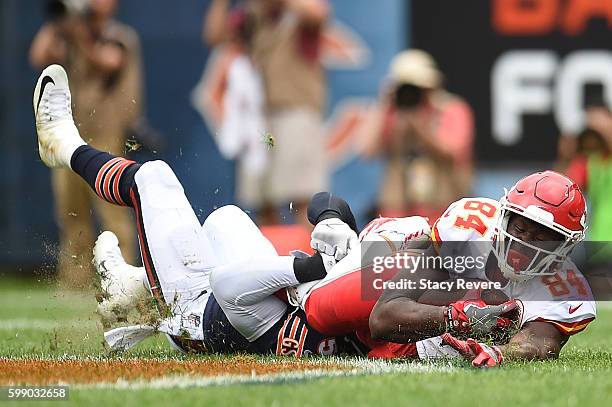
[389, 49, 442, 89]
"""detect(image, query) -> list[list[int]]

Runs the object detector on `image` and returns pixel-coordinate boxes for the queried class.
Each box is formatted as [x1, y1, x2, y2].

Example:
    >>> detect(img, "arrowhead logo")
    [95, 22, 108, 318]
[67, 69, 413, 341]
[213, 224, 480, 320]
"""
[568, 303, 583, 314]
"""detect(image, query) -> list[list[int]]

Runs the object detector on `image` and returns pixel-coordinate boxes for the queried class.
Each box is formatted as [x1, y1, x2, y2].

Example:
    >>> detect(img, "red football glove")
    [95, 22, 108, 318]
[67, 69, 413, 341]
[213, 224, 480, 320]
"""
[441, 333, 503, 368]
[445, 299, 519, 336]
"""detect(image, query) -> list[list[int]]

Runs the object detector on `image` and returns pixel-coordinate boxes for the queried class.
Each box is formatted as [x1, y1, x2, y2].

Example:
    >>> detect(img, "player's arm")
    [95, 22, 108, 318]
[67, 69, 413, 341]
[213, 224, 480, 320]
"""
[369, 246, 518, 343]
[369, 248, 450, 342]
[441, 320, 569, 368]
[499, 321, 568, 360]
[369, 288, 447, 342]
[307, 192, 358, 233]
[307, 192, 359, 260]
[496, 276, 595, 362]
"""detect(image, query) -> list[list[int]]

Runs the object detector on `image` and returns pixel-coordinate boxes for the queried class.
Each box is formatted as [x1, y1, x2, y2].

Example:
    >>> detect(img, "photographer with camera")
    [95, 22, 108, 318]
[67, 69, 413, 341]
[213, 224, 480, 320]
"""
[360, 49, 474, 220]
[29, 0, 142, 288]
[204, 0, 331, 228]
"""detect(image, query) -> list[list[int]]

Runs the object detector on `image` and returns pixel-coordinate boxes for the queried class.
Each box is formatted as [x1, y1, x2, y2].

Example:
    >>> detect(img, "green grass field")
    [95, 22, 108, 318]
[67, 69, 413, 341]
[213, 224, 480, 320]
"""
[1, 276, 611, 406]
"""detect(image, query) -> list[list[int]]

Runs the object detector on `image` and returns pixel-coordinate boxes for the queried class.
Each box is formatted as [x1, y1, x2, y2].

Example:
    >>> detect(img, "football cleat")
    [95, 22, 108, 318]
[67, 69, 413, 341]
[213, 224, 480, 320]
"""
[287, 280, 319, 308]
[94, 231, 148, 327]
[33, 64, 85, 168]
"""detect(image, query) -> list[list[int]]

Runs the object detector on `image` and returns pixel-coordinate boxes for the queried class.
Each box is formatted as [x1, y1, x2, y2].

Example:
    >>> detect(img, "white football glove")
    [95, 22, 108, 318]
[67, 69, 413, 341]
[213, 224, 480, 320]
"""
[310, 218, 359, 261]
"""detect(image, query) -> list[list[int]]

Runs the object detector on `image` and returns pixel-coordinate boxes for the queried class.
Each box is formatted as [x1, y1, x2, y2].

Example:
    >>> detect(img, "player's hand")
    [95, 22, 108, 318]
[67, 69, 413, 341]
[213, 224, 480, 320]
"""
[311, 218, 359, 261]
[441, 333, 503, 368]
[445, 299, 519, 337]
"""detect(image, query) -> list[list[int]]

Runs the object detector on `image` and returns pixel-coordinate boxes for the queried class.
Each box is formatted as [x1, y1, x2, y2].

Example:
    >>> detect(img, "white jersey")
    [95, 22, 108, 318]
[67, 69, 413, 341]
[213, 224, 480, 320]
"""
[359, 216, 432, 252]
[431, 197, 596, 336]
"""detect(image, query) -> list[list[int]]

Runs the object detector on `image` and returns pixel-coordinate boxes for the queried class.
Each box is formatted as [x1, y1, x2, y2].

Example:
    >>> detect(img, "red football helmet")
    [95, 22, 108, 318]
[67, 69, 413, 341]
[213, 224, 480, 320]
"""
[493, 171, 587, 281]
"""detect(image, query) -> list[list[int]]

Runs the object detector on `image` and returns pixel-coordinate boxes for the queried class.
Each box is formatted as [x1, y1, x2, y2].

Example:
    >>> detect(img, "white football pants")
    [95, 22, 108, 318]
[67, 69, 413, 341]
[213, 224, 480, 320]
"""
[134, 161, 297, 342]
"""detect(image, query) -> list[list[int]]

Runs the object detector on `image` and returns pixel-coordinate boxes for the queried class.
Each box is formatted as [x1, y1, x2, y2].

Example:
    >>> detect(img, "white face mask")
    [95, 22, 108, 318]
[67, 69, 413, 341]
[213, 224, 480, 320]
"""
[493, 197, 584, 282]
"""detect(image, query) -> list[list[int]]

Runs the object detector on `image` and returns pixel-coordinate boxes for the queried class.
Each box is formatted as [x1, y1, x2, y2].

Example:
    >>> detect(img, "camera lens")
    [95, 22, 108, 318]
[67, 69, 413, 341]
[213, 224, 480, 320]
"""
[395, 84, 423, 109]
[45, 0, 68, 21]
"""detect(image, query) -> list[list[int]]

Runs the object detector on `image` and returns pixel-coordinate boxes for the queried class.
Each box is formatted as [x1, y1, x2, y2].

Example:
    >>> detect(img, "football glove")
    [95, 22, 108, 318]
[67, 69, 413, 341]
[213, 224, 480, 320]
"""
[445, 299, 519, 337]
[441, 333, 503, 368]
[311, 218, 359, 261]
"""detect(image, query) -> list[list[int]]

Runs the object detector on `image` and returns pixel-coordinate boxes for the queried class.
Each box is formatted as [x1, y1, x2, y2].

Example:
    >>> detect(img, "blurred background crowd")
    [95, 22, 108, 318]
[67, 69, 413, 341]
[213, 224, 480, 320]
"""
[2, 0, 612, 285]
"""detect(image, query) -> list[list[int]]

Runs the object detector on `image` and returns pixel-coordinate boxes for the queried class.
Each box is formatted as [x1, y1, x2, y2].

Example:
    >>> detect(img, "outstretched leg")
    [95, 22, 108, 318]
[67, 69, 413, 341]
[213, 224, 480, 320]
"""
[34, 65, 215, 340]
[203, 205, 296, 341]
[34, 64, 329, 346]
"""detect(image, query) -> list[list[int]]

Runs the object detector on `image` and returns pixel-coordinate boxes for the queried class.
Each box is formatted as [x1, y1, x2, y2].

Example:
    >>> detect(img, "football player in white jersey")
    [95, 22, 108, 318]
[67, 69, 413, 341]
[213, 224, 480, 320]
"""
[366, 170, 596, 366]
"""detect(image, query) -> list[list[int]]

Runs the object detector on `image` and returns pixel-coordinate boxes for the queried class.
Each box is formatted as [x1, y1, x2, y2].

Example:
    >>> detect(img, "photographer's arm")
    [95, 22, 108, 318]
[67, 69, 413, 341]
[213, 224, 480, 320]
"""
[286, 0, 330, 26]
[68, 21, 123, 75]
[409, 99, 473, 164]
[356, 103, 390, 157]
[29, 23, 67, 69]
[203, 0, 231, 46]
[89, 41, 123, 74]
[356, 84, 400, 158]
[405, 110, 454, 162]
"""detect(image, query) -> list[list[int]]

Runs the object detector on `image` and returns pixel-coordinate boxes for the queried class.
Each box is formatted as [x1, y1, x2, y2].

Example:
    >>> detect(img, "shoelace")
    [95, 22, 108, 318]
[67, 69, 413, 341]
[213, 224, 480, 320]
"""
[98, 249, 126, 294]
[101, 248, 125, 271]
[44, 88, 71, 120]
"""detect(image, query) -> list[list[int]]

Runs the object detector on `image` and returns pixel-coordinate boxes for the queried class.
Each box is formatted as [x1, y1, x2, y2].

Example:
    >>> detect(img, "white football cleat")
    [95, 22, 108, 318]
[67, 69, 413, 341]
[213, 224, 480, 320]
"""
[33, 64, 85, 168]
[94, 231, 148, 326]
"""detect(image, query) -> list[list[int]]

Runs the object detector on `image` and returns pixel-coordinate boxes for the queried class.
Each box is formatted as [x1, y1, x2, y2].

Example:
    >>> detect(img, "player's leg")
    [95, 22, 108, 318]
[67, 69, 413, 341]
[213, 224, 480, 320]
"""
[70, 153, 216, 319]
[92, 191, 137, 264]
[203, 205, 326, 341]
[202, 205, 278, 265]
[33, 65, 215, 331]
[34, 64, 322, 347]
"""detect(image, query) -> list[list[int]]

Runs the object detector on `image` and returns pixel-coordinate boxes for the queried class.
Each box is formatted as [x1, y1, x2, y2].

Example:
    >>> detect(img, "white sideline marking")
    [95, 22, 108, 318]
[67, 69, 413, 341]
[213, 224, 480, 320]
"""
[77, 360, 455, 390]
[0, 319, 99, 330]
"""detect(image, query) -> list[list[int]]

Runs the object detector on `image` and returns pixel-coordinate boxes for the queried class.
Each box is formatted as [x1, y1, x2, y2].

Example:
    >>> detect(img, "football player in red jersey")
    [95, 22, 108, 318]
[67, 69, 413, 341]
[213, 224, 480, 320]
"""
[298, 171, 595, 366]
[294, 195, 519, 361]
[369, 171, 595, 367]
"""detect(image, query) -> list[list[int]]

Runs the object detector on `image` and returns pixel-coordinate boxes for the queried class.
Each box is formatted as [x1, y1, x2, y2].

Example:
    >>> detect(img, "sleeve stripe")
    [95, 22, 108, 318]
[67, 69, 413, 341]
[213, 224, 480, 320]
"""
[380, 234, 397, 254]
[359, 217, 394, 240]
[535, 317, 595, 335]
[431, 219, 441, 242]
[430, 219, 442, 254]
